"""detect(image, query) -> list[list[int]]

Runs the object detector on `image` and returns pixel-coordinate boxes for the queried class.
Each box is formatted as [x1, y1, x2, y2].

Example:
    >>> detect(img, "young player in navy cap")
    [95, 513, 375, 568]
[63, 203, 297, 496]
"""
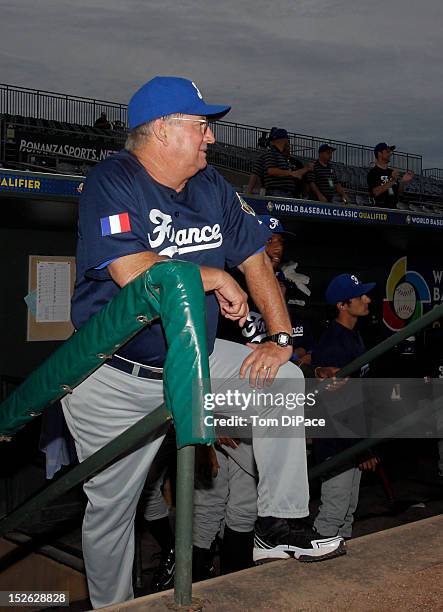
[62, 76, 343, 608]
[312, 273, 379, 540]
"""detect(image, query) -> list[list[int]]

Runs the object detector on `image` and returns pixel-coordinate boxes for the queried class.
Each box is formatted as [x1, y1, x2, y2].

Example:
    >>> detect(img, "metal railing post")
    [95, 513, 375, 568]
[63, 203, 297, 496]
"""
[174, 445, 196, 606]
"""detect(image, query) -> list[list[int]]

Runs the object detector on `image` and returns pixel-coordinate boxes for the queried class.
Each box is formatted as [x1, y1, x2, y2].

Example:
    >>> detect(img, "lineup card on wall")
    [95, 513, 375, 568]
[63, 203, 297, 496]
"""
[27, 255, 76, 341]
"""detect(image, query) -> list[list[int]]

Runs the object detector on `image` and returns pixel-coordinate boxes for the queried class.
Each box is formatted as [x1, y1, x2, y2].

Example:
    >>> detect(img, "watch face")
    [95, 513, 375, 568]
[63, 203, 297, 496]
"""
[278, 333, 290, 347]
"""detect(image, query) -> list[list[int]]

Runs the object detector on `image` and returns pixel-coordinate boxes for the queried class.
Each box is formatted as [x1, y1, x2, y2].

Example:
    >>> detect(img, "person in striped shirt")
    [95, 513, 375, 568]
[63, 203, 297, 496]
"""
[262, 128, 312, 198]
[308, 144, 348, 204]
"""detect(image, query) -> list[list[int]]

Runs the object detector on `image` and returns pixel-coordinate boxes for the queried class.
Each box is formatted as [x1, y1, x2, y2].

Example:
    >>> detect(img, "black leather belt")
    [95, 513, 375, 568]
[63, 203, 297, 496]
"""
[108, 356, 163, 380]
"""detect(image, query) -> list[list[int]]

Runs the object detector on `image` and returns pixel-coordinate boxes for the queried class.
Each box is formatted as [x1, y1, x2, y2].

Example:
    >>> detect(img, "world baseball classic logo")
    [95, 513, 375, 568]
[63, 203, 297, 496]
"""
[383, 256, 431, 331]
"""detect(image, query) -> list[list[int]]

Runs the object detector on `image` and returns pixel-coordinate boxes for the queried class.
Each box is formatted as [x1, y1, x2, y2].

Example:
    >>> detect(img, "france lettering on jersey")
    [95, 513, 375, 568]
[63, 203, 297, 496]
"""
[218, 271, 313, 351]
[71, 150, 271, 367]
[147, 208, 223, 257]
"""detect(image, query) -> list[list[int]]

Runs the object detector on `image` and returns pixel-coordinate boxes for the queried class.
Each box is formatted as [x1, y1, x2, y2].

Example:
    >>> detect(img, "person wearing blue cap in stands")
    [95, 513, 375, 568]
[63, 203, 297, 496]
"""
[262, 128, 312, 198]
[367, 142, 414, 209]
[62, 76, 343, 608]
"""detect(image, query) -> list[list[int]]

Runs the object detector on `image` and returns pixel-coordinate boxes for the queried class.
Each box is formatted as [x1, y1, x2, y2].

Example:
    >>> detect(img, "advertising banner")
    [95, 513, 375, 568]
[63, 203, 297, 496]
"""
[16, 130, 121, 163]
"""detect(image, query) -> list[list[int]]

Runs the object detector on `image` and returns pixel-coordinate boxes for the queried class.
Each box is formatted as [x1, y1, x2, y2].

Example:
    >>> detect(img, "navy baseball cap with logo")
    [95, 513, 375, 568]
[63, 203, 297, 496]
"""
[319, 144, 336, 153]
[258, 215, 296, 237]
[325, 273, 376, 305]
[269, 128, 289, 141]
[128, 76, 231, 129]
[374, 142, 396, 156]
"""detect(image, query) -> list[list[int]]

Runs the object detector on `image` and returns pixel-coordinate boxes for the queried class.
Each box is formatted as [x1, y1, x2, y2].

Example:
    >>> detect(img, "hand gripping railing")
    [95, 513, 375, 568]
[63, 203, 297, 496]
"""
[0, 259, 215, 607]
[308, 302, 443, 481]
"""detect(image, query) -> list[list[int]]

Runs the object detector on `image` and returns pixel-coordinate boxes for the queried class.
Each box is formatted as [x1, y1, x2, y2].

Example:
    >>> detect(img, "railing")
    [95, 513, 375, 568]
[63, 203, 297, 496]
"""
[0, 84, 127, 126]
[1, 83, 423, 173]
[1, 257, 443, 605]
[0, 260, 213, 608]
[212, 121, 422, 173]
[423, 168, 443, 181]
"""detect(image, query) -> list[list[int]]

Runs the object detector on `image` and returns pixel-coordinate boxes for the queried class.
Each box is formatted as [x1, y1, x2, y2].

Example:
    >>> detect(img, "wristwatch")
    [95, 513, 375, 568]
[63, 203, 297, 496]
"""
[263, 332, 294, 347]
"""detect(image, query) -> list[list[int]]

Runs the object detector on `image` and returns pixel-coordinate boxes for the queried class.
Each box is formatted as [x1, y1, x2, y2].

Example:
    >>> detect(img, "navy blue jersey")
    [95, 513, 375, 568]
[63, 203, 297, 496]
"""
[72, 149, 270, 367]
[312, 320, 367, 376]
[312, 319, 368, 465]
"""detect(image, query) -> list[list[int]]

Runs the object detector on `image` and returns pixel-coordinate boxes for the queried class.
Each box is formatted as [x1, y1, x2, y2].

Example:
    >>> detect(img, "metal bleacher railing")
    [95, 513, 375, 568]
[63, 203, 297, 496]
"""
[423, 168, 443, 182]
[0, 83, 127, 126]
[211, 121, 423, 174]
[0, 83, 423, 173]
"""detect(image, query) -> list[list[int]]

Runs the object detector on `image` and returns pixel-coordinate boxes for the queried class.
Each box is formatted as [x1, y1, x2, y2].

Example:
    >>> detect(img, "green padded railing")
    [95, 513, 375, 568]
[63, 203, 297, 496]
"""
[0, 259, 214, 607]
[0, 259, 214, 447]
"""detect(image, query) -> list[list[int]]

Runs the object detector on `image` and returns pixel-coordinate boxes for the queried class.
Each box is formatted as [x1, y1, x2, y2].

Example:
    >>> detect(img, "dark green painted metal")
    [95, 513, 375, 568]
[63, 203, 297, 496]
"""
[309, 303, 443, 481]
[308, 393, 442, 481]
[174, 445, 196, 606]
[0, 259, 214, 605]
[0, 260, 214, 447]
[334, 303, 443, 380]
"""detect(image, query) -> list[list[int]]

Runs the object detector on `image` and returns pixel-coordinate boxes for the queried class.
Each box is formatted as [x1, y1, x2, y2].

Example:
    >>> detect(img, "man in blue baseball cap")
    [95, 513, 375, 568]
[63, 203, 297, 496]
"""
[193, 214, 327, 581]
[367, 142, 414, 209]
[127, 76, 231, 129]
[325, 273, 376, 306]
[62, 77, 343, 607]
[261, 128, 312, 198]
[312, 273, 379, 541]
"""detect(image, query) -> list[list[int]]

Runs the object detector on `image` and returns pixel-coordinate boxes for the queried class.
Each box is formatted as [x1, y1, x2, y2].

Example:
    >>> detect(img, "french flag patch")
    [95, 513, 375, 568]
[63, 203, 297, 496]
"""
[100, 212, 132, 236]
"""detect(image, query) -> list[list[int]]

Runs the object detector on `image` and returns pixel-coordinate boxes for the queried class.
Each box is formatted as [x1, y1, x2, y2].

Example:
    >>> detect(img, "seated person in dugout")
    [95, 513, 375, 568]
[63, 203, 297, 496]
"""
[186, 217, 342, 581]
[62, 75, 344, 608]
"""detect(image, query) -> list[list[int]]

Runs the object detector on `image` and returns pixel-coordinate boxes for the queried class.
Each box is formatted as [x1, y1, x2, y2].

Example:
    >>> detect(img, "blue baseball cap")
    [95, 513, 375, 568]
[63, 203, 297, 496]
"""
[128, 76, 231, 129]
[374, 142, 396, 156]
[258, 215, 296, 237]
[325, 273, 376, 305]
[319, 144, 336, 153]
[269, 128, 289, 141]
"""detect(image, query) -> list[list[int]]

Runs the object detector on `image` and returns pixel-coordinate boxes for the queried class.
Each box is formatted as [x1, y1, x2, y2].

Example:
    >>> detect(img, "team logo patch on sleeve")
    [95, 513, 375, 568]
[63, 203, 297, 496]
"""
[100, 212, 132, 236]
[236, 193, 256, 216]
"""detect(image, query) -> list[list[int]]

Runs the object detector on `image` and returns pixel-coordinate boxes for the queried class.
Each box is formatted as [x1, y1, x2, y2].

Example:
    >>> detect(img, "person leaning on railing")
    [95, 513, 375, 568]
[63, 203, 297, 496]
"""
[62, 76, 344, 609]
[262, 128, 313, 198]
[307, 144, 348, 204]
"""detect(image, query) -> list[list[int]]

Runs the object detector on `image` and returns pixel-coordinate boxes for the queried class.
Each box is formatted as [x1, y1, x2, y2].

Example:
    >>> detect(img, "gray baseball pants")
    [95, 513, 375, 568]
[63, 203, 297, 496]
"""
[62, 339, 308, 608]
[314, 467, 362, 538]
[193, 442, 258, 549]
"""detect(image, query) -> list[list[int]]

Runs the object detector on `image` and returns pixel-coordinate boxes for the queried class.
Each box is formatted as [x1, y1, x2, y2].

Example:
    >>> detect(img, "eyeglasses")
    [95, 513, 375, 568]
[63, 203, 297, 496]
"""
[171, 117, 212, 134]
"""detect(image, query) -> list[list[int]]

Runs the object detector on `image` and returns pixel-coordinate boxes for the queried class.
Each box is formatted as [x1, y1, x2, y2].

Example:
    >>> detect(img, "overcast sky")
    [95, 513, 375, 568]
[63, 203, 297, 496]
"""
[1, 0, 442, 167]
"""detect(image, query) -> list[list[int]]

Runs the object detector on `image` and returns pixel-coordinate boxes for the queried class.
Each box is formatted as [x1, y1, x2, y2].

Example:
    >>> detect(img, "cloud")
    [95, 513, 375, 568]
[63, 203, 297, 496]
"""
[0, 0, 442, 165]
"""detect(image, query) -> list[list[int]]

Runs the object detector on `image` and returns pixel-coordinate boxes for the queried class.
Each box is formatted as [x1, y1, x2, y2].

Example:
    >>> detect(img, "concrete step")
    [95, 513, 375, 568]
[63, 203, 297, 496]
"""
[101, 515, 443, 612]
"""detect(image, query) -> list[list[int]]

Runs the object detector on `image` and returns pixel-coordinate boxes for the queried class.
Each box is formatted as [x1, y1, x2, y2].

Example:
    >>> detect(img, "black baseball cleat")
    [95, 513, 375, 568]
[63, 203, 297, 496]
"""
[253, 517, 346, 564]
[192, 545, 216, 582]
[151, 547, 175, 592]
